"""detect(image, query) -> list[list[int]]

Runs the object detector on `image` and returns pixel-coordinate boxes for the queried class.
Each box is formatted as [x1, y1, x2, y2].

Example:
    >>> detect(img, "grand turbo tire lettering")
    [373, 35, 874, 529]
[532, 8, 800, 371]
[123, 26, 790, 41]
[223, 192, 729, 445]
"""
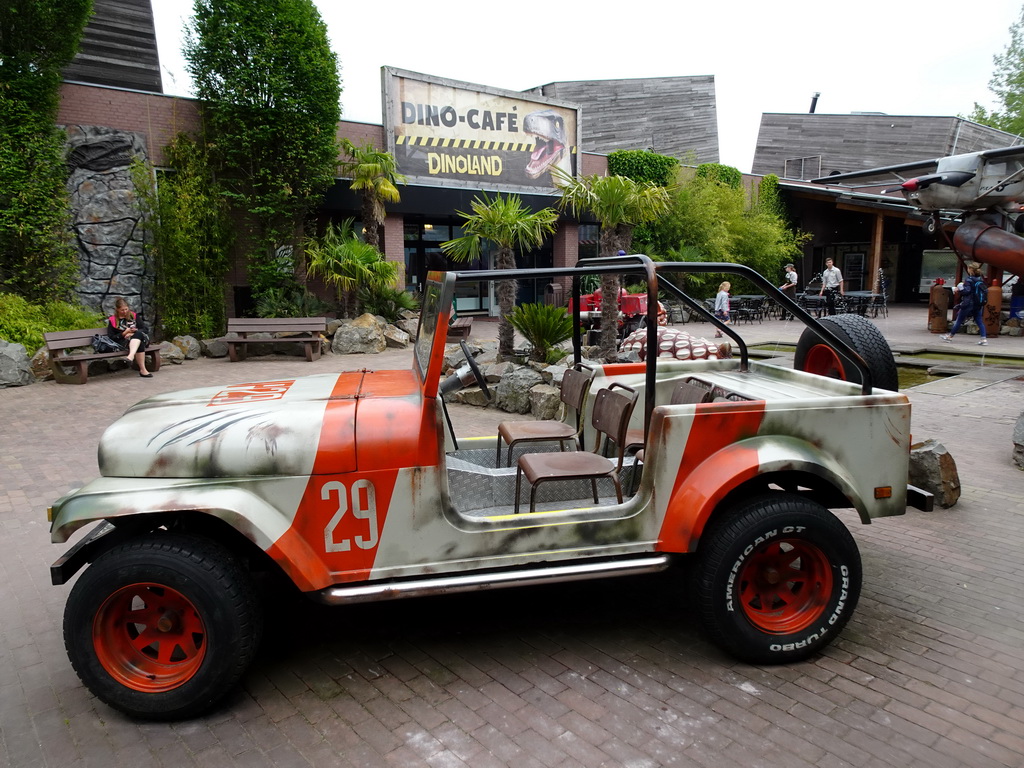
[770, 566, 851, 652]
[693, 495, 861, 664]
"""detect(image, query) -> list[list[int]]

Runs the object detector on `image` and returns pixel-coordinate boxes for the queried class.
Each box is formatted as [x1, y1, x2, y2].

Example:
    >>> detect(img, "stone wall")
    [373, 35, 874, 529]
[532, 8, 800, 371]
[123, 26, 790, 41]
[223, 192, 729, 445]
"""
[65, 124, 155, 324]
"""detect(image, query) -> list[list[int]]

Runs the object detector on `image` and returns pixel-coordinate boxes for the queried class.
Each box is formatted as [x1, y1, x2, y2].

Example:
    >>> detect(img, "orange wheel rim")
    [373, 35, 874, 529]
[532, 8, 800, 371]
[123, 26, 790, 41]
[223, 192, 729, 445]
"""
[93, 583, 206, 692]
[736, 538, 833, 634]
[804, 345, 846, 380]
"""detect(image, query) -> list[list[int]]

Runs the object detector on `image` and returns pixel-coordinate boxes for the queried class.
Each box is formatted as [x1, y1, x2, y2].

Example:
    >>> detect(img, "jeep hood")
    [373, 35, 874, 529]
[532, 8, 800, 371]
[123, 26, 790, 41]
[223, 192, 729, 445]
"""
[97, 372, 376, 478]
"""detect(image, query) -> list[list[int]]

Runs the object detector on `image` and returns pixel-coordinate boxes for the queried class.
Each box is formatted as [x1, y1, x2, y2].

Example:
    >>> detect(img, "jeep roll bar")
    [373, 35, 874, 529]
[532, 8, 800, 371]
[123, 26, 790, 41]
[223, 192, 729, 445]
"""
[454, 255, 874, 445]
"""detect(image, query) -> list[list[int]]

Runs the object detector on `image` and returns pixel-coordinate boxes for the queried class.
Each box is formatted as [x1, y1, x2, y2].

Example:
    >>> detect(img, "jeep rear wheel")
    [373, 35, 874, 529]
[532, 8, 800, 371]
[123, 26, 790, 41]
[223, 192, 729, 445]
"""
[794, 313, 899, 391]
[692, 495, 862, 664]
[64, 534, 261, 720]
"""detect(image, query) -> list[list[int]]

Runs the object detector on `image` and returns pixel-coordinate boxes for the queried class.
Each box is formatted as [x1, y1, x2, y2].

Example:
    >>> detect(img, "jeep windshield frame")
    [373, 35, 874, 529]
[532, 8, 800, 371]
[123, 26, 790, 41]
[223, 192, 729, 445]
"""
[414, 270, 457, 396]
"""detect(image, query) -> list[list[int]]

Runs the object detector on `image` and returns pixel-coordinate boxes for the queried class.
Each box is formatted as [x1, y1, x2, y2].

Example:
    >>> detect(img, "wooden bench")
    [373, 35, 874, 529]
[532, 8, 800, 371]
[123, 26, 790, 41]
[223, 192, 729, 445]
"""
[221, 317, 326, 362]
[446, 317, 473, 342]
[44, 329, 162, 385]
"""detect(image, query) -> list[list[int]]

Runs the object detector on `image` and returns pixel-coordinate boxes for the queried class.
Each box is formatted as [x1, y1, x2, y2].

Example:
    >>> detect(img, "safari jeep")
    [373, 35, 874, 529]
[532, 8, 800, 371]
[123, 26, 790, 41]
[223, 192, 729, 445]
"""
[48, 256, 931, 719]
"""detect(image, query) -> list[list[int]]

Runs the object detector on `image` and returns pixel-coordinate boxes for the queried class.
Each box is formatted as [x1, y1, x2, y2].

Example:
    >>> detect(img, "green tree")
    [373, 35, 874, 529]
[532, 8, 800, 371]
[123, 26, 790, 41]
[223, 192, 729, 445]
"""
[635, 170, 808, 295]
[969, 8, 1024, 134]
[0, 0, 93, 303]
[339, 139, 405, 250]
[306, 219, 397, 318]
[441, 193, 558, 359]
[132, 138, 232, 339]
[553, 170, 671, 360]
[184, 0, 341, 301]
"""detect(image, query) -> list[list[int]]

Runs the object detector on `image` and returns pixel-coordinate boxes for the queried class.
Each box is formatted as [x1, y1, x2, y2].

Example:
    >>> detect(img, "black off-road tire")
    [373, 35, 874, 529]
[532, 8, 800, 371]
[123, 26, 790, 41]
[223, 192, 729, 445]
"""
[691, 494, 862, 664]
[64, 534, 262, 720]
[794, 313, 899, 391]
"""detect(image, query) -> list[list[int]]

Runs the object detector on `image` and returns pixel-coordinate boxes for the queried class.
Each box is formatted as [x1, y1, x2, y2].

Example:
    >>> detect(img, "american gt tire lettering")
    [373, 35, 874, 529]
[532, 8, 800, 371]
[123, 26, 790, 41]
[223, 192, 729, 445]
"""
[692, 494, 862, 664]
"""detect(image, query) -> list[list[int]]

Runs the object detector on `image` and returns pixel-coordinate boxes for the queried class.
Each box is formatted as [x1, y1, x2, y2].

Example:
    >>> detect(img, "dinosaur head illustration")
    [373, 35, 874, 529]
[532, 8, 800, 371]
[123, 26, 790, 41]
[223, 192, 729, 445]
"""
[524, 109, 568, 179]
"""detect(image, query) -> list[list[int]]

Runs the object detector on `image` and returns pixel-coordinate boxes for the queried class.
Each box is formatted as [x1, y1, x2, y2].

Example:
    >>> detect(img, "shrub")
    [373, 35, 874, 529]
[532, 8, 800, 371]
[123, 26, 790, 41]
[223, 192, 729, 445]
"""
[508, 303, 574, 363]
[253, 286, 330, 319]
[607, 149, 679, 186]
[695, 163, 743, 189]
[358, 284, 419, 324]
[0, 293, 103, 354]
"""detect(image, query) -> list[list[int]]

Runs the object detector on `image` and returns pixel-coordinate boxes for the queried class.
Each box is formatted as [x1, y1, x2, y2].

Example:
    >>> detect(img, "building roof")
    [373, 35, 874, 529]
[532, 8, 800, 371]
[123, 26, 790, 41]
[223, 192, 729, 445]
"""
[753, 113, 1021, 179]
[62, 0, 163, 93]
[526, 76, 719, 164]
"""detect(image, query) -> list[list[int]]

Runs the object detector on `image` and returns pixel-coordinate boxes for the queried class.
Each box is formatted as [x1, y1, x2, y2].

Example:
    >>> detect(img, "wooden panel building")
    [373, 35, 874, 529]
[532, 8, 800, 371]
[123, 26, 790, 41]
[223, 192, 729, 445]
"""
[61, 0, 163, 93]
[753, 113, 1021, 179]
[526, 76, 719, 164]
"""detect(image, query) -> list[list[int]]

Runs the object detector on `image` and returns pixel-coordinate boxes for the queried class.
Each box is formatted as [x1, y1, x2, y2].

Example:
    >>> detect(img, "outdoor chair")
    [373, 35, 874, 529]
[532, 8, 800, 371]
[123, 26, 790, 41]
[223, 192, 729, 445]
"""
[496, 364, 595, 467]
[514, 383, 638, 514]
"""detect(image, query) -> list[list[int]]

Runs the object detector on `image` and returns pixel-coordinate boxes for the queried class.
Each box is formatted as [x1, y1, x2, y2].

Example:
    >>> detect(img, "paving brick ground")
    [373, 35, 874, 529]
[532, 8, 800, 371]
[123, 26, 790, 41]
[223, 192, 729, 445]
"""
[1, 306, 1022, 767]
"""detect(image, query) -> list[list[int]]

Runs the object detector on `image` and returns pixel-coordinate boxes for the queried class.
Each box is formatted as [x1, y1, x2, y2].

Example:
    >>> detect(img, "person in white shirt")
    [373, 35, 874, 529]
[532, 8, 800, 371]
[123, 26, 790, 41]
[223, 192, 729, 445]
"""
[818, 257, 844, 315]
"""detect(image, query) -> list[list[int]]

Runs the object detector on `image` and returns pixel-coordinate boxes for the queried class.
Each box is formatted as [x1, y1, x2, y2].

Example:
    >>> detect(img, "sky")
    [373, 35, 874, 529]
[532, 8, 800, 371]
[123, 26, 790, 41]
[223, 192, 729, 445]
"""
[152, 0, 1024, 174]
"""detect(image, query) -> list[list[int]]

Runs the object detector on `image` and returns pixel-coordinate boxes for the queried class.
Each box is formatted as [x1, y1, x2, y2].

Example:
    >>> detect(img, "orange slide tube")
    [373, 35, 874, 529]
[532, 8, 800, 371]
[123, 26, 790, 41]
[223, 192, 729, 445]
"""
[953, 215, 1024, 275]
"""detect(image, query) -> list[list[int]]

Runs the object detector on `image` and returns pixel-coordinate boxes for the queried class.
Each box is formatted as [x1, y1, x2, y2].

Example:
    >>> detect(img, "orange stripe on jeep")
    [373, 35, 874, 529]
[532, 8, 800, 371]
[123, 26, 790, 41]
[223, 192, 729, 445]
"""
[269, 468, 401, 591]
[310, 372, 363, 475]
[657, 402, 766, 552]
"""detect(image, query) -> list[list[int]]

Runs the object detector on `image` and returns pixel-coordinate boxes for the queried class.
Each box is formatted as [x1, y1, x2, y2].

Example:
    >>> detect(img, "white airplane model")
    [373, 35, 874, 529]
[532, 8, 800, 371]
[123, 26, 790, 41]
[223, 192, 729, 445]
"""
[812, 146, 1024, 275]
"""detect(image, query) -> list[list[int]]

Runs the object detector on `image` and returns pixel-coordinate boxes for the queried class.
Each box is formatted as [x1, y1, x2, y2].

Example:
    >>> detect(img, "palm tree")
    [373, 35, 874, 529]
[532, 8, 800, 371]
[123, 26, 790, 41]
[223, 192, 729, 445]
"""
[441, 193, 558, 359]
[339, 139, 406, 249]
[554, 169, 671, 360]
[305, 219, 398, 318]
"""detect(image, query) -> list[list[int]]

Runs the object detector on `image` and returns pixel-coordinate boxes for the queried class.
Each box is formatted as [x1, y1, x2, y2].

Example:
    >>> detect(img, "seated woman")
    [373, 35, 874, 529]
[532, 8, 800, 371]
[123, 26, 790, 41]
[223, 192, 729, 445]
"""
[107, 297, 154, 377]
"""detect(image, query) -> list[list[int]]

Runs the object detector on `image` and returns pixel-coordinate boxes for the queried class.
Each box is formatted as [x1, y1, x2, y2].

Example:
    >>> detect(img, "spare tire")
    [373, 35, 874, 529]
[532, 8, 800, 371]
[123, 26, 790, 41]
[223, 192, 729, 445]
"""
[794, 313, 898, 391]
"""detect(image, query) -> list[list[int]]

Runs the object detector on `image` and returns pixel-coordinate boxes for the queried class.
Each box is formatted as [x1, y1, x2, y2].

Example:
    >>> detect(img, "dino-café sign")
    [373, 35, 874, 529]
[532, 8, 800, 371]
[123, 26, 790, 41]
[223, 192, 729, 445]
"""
[383, 67, 580, 194]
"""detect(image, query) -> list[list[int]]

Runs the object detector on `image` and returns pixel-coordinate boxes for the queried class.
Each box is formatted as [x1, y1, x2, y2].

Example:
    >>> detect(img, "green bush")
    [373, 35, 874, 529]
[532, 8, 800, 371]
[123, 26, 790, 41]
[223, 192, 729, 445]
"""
[0, 293, 103, 354]
[508, 302, 573, 363]
[253, 286, 330, 318]
[695, 163, 743, 189]
[358, 284, 419, 324]
[607, 149, 679, 186]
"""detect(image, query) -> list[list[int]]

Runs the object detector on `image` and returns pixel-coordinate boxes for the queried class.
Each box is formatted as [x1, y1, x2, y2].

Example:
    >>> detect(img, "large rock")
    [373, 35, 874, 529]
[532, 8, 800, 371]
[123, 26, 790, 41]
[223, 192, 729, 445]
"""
[332, 314, 385, 355]
[159, 342, 186, 365]
[30, 348, 54, 381]
[529, 383, 561, 419]
[1013, 412, 1024, 470]
[542, 364, 569, 387]
[383, 324, 410, 349]
[484, 361, 515, 382]
[458, 387, 492, 407]
[395, 317, 418, 340]
[172, 335, 202, 360]
[0, 341, 35, 388]
[494, 367, 544, 414]
[908, 439, 960, 508]
[443, 342, 482, 372]
[201, 337, 229, 358]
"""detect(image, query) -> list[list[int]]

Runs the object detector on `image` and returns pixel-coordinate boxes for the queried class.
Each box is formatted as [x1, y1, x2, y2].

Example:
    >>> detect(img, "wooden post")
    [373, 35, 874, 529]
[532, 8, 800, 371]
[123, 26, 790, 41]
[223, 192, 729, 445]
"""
[868, 213, 884, 292]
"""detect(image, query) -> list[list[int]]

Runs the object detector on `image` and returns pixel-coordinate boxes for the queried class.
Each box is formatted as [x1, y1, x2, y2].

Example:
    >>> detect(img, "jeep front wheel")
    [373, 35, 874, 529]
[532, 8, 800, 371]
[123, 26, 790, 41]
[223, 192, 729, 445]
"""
[63, 534, 262, 720]
[692, 495, 862, 664]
